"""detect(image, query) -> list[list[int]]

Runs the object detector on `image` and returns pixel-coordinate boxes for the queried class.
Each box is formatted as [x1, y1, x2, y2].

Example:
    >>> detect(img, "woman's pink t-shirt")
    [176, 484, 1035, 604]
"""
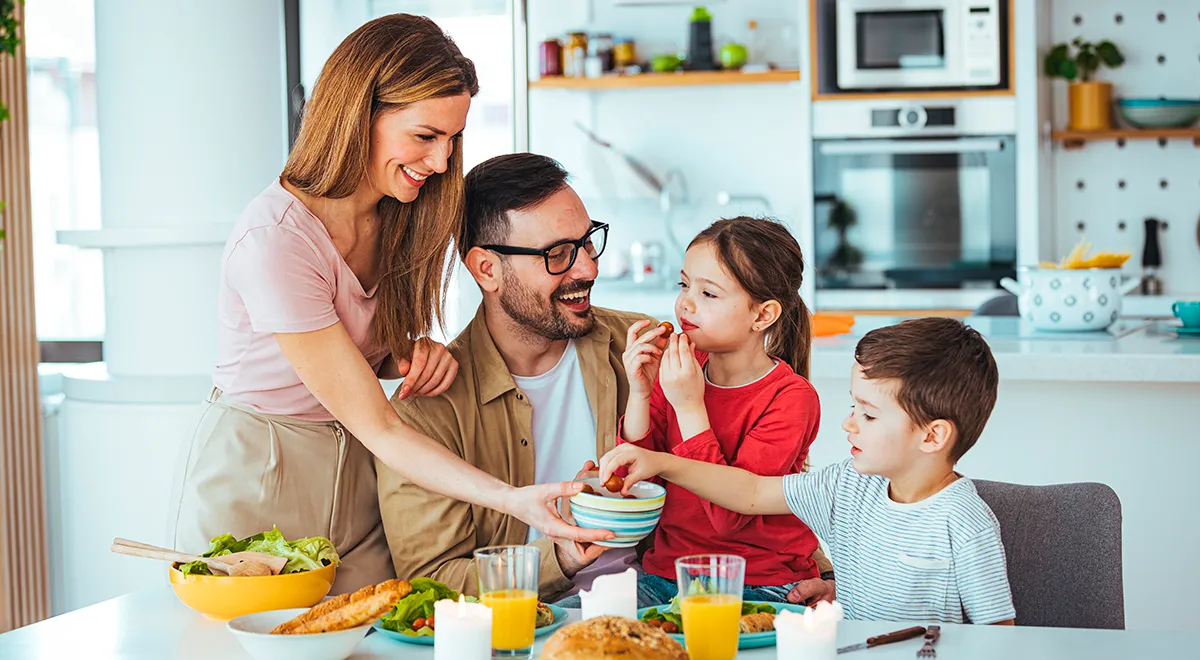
[213, 179, 389, 421]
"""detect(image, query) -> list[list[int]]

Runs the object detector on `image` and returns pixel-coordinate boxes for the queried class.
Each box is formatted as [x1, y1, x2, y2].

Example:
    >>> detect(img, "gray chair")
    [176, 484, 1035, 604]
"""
[973, 293, 1019, 316]
[974, 480, 1124, 629]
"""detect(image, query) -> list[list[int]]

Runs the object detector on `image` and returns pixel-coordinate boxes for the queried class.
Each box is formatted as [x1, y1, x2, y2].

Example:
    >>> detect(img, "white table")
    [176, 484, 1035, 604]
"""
[1, 588, 1196, 659]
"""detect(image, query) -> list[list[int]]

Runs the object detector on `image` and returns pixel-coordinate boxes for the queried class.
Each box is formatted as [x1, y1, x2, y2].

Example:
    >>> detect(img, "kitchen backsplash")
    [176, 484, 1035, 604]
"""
[1049, 0, 1200, 294]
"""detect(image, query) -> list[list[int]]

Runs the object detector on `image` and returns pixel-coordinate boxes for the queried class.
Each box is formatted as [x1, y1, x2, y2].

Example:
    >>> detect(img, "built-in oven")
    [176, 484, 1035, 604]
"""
[836, 0, 1004, 90]
[812, 98, 1016, 290]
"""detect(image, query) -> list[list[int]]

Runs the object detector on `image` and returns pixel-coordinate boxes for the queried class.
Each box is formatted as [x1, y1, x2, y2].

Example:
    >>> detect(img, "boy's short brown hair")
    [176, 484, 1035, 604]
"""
[854, 318, 998, 461]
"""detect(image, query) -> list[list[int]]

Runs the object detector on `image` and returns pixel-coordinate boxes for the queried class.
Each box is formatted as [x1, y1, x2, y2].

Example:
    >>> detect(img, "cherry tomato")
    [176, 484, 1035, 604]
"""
[412, 617, 426, 630]
[646, 618, 662, 628]
[662, 621, 679, 634]
[426, 615, 435, 630]
[659, 321, 674, 335]
[603, 473, 624, 493]
[581, 484, 597, 495]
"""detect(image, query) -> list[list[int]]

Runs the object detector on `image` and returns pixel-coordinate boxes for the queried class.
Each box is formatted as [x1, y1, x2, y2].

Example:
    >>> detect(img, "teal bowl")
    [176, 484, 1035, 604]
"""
[1116, 98, 1200, 129]
[569, 499, 663, 548]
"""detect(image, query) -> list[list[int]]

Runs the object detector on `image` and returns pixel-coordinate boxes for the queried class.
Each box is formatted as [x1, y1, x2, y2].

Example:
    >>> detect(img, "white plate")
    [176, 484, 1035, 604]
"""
[227, 608, 372, 660]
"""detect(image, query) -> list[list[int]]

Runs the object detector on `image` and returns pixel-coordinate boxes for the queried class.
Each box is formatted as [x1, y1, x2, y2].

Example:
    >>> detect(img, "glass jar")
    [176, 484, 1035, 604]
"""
[564, 32, 589, 78]
[589, 33, 614, 72]
[613, 38, 637, 69]
[539, 38, 562, 77]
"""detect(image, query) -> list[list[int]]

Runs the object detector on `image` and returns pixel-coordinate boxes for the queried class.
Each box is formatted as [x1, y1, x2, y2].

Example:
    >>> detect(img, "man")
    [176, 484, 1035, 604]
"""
[377, 153, 834, 603]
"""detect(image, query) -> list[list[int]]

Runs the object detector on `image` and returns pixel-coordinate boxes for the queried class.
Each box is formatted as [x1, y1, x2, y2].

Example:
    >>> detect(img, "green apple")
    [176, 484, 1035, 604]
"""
[650, 53, 683, 73]
[719, 43, 748, 70]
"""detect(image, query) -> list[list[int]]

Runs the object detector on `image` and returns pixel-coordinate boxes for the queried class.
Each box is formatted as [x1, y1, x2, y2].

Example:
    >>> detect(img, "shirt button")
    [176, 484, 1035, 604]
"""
[516, 392, 524, 401]
[521, 439, 529, 447]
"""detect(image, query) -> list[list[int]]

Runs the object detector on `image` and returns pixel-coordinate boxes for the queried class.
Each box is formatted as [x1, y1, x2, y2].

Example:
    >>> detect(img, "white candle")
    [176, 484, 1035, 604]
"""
[434, 595, 492, 660]
[579, 567, 638, 620]
[776, 600, 844, 660]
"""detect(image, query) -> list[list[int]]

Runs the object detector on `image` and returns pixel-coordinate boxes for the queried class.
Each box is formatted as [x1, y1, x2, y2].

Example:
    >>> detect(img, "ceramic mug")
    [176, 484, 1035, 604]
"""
[1172, 300, 1200, 328]
[1000, 267, 1140, 331]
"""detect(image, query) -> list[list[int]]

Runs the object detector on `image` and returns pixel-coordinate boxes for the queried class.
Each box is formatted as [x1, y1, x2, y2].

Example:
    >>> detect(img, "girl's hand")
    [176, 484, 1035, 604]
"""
[659, 333, 705, 413]
[623, 320, 668, 399]
[599, 444, 665, 495]
[397, 338, 459, 400]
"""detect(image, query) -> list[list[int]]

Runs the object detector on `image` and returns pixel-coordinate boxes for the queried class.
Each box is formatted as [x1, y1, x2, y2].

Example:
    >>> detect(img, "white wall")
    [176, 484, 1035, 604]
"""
[526, 0, 813, 298]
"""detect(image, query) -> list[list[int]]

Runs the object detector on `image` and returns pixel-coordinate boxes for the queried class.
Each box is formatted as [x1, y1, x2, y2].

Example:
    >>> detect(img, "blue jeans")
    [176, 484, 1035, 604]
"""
[634, 569, 798, 609]
[555, 564, 798, 609]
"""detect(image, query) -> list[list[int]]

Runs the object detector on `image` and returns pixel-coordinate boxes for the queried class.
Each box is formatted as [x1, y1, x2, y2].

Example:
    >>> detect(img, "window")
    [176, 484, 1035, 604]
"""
[26, 0, 104, 357]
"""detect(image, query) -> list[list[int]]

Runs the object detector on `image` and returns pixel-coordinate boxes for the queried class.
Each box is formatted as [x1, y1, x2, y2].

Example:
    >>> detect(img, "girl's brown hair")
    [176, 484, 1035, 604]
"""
[281, 14, 479, 359]
[689, 217, 813, 378]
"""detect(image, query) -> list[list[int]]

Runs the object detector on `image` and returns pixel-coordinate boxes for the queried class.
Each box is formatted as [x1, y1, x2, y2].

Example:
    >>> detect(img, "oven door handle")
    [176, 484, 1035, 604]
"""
[818, 139, 1005, 156]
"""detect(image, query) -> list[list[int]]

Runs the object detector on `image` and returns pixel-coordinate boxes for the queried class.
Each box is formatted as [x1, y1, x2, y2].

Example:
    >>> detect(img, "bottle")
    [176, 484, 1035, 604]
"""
[539, 38, 562, 77]
[686, 6, 716, 71]
[565, 32, 589, 78]
[589, 33, 614, 72]
[613, 38, 637, 70]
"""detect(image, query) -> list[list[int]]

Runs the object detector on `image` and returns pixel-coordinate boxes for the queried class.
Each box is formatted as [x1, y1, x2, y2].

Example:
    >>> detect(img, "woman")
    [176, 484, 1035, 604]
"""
[168, 14, 609, 594]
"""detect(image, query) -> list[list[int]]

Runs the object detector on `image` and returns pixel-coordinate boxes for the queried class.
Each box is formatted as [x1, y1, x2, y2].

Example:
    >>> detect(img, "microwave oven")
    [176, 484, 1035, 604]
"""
[836, 0, 1003, 90]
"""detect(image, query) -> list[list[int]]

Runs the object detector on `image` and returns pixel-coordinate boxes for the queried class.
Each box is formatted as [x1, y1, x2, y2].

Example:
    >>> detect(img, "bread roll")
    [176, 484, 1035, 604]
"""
[541, 616, 689, 660]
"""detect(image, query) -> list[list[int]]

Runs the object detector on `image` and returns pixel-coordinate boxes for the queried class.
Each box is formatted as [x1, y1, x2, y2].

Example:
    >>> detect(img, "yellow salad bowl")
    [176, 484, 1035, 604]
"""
[168, 562, 337, 620]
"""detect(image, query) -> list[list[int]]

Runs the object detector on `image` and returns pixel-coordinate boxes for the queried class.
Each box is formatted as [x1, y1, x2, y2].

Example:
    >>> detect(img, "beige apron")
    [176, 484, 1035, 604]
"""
[167, 388, 394, 594]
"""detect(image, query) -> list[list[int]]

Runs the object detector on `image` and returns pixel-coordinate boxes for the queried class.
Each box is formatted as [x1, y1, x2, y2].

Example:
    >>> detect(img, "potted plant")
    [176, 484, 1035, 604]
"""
[0, 0, 22, 246]
[1044, 37, 1125, 131]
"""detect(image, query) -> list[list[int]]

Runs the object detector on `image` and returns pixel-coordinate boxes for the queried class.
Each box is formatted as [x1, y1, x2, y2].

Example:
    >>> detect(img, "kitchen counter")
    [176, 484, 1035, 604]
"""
[812, 317, 1200, 384]
[2, 586, 1195, 658]
[591, 279, 1194, 320]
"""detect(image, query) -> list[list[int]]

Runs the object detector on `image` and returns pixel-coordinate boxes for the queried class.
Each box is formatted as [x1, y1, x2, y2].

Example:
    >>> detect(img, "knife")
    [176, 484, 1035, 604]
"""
[836, 626, 928, 654]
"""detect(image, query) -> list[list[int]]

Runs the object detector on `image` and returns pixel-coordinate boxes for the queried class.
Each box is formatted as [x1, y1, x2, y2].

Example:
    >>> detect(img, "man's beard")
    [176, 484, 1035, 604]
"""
[499, 267, 595, 341]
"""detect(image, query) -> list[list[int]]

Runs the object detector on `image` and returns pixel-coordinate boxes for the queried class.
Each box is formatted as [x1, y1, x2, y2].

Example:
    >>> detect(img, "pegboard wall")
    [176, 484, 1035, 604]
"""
[1050, 0, 1200, 294]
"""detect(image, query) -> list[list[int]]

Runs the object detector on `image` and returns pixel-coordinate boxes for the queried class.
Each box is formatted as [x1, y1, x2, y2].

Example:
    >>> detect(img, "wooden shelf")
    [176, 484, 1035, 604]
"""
[529, 69, 801, 90]
[1052, 128, 1200, 150]
[811, 89, 1014, 102]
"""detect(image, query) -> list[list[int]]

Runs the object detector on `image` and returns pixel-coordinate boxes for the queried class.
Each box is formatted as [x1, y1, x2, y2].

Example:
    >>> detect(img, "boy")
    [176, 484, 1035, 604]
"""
[600, 317, 1016, 625]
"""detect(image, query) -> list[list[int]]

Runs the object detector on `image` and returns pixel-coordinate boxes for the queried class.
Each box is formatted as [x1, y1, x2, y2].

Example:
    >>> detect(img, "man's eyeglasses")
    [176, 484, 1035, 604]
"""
[478, 221, 608, 275]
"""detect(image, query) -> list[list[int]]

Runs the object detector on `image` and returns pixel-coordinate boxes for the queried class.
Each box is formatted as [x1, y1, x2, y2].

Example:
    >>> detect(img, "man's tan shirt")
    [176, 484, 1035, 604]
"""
[377, 305, 652, 600]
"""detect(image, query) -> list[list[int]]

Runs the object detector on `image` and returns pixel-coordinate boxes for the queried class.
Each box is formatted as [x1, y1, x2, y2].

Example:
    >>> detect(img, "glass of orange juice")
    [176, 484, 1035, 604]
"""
[474, 545, 539, 659]
[676, 554, 745, 660]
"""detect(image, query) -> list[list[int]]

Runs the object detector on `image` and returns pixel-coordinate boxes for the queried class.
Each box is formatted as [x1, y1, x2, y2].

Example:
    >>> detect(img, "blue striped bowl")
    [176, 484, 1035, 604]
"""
[569, 500, 663, 548]
[570, 478, 666, 512]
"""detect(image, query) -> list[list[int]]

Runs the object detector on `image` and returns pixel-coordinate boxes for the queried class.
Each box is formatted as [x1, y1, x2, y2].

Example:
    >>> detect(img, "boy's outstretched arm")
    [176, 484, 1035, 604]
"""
[599, 444, 792, 516]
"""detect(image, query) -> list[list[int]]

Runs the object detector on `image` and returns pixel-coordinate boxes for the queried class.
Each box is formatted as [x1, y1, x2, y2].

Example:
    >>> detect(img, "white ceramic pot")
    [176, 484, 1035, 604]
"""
[1000, 268, 1140, 331]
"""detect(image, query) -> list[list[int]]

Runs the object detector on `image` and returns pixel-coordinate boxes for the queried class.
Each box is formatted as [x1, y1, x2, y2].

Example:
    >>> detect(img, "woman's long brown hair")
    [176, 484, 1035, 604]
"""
[281, 14, 478, 359]
[690, 217, 813, 378]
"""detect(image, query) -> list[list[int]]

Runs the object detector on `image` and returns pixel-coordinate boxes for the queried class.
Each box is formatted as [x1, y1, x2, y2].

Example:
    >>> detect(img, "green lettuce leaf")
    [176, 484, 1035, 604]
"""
[408, 577, 459, 602]
[176, 528, 340, 576]
[380, 589, 440, 633]
[742, 602, 777, 616]
[645, 600, 684, 632]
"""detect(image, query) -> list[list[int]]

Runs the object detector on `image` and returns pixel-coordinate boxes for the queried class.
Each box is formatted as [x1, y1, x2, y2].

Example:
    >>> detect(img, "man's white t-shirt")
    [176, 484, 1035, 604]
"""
[513, 340, 597, 542]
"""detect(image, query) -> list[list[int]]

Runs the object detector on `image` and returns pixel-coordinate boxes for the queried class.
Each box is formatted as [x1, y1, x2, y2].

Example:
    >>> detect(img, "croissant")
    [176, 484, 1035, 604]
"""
[739, 612, 776, 634]
[271, 579, 412, 634]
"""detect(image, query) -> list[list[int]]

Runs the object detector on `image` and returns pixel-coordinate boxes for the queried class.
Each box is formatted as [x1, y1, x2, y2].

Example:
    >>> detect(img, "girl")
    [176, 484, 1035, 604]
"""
[621, 216, 825, 607]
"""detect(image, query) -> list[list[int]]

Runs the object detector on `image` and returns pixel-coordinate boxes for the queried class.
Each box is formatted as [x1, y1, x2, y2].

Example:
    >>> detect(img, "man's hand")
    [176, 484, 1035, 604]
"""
[786, 578, 837, 606]
[554, 537, 608, 578]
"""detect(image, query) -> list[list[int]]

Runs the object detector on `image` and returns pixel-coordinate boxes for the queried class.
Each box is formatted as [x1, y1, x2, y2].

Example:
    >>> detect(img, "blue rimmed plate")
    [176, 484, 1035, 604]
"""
[637, 601, 808, 650]
[372, 603, 570, 645]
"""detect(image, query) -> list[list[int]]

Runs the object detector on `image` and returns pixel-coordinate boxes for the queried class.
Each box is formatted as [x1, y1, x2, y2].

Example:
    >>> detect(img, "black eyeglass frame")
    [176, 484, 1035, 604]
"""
[477, 221, 609, 275]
